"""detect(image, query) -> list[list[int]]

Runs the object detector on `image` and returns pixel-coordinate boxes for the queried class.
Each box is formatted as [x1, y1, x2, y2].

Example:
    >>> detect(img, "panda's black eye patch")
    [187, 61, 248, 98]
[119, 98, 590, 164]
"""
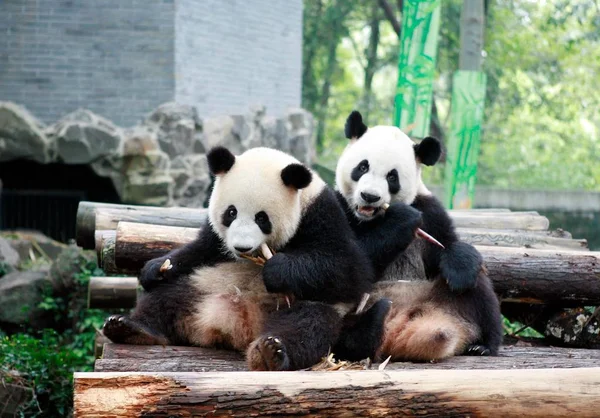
[222, 205, 237, 227]
[351, 160, 369, 181]
[255, 211, 272, 234]
[387, 169, 400, 194]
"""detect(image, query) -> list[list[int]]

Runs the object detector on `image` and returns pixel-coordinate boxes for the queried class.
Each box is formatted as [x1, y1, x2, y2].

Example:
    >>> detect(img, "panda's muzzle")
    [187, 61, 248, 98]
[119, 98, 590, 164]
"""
[234, 246, 253, 254]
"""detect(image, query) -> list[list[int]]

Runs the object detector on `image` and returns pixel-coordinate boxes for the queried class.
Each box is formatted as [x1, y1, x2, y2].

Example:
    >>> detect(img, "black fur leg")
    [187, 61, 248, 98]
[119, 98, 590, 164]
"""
[334, 298, 392, 361]
[248, 301, 343, 371]
[248, 336, 291, 371]
[439, 241, 483, 293]
[464, 344, 492, 356]
[102, 315, 169, 345]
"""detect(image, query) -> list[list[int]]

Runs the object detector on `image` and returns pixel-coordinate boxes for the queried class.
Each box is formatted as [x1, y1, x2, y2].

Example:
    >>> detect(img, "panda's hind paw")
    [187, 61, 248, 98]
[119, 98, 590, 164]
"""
[102, 315, 168, 346]
[465, 344, 491, 356]
[247, 335, 291, 371]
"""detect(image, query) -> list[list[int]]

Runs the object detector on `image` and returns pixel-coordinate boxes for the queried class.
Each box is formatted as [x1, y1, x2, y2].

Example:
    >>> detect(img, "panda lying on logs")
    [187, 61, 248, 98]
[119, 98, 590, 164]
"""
[332, 110, 503, 362]
[102, 146, 390, 371]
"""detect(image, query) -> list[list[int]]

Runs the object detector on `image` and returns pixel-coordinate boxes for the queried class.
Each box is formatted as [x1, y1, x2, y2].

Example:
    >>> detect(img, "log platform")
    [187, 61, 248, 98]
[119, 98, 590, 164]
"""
[74, 201, 600, 417]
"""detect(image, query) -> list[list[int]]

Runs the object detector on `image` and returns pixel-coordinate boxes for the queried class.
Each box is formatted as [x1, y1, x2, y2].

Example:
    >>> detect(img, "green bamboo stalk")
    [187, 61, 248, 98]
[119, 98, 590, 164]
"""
[393, 0, 441, 138]
[444, 70, 487, 209]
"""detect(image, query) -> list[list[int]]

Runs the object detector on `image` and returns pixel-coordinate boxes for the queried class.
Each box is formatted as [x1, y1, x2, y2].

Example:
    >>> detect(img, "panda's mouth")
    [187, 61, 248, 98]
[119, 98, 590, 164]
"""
[356, 205, 383, 218]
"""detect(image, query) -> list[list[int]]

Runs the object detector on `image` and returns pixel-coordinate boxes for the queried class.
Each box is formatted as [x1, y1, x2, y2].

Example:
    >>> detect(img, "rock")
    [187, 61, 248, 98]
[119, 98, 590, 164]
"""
[2, 230, 66, 262]
[143, 102, 203, 159]
[52, 109, 122, 164]
[0, 270, 52, 327]
[171, 154, 211, 208]
[0, 102, 53, 163]
[0, 236, 20, 275]
[0, 101, 317, 208]
[49, 242, 95, 291]
[285, 108, 316, 165]
[122, 172, 173, 206]
[203, 115, 242, 154]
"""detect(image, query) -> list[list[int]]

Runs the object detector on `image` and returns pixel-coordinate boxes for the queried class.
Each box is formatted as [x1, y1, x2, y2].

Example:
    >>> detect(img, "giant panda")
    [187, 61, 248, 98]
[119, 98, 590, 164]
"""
[332, 110, 503, 362]
[102, 145, 390, 371]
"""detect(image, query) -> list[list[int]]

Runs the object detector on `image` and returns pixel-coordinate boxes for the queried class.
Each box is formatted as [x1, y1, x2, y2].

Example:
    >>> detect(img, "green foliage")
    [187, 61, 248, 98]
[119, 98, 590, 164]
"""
[502, 316, 544, 339]
[304, 0, 600, 192]
[1, 250, 113, 417]
[1, 331, 81, 417]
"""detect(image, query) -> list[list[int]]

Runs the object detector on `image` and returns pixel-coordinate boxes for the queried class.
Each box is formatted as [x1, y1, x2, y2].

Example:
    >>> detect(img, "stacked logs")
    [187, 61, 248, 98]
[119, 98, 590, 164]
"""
[78, 201, 600, 348]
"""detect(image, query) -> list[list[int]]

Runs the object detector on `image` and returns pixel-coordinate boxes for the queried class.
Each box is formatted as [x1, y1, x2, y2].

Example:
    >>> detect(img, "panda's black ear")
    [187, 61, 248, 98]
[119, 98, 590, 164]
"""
[281, 163, 312, 190]
[414, 136, 442, 166]
[207, 146, 236, 175]
[344, 110, 368, 139]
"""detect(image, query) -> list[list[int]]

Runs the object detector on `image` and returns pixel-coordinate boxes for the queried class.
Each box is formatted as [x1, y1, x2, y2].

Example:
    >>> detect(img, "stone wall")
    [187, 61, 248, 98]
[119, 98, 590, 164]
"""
[0, 0, 303, 127]
[0, 101, 315, 207]
[0, 0, 175, 126]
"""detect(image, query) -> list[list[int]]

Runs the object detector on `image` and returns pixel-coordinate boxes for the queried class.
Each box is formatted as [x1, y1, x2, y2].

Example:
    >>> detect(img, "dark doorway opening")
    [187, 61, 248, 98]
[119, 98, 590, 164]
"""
[0, 160, 121, 243]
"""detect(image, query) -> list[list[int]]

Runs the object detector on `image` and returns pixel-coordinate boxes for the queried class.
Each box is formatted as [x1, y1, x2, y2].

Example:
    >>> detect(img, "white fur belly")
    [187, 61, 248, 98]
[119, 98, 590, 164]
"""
[186, 261, 287, 351]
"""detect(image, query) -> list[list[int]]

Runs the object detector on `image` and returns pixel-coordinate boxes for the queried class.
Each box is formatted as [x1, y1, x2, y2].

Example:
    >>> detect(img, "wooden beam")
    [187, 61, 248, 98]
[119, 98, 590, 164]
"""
[76, 201, 207, 250]
[75, 201, 550, 250]
[87, 276, 139, 309]
[107, 221, 572, 272]
[95, 343, 600, 373]
[74, 367, 600, 417]
[482, 246, 600, 305]
[98, 222, 600, 305]
[114, 222, 201, 271]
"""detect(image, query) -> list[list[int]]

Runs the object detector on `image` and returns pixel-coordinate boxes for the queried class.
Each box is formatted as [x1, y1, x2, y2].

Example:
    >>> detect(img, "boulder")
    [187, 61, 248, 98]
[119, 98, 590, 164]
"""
[0, 236, 20, 275]
[121, 172, 173, 206]
[49, 243, 95, 291]
[143, 102, 204, 158]
[52, 109, 122, 164]
[171, 154, 211, 208]
[0, 102, 53, 163]
[285, 108, 316, 165]
[2, 231, 66, 262]
[0, 270, 52, 327]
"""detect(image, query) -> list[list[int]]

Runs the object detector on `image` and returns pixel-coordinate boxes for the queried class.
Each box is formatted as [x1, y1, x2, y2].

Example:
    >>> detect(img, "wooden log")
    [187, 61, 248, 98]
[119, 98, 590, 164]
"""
[87, 276, 139, 309]
[449, 211, 550, 230]
[94, 331, 111, 359]
[76, 201, 207, 250]
[482, 246, 600, 306]
[95, 343, 600, 373]
[108, 222, 581, 272]
[114, 222, 202, 271]
[76, 201, 550, 250]
[457, 228, 588, 251]
[100, 222, 600, 305]
[74, 367, 600, 417]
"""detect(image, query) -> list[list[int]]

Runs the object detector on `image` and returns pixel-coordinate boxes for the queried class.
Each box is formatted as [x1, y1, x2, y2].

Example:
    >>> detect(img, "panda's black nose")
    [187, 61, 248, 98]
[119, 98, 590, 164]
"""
[360, 192, 381, 203]
[234, 246, 253, 253]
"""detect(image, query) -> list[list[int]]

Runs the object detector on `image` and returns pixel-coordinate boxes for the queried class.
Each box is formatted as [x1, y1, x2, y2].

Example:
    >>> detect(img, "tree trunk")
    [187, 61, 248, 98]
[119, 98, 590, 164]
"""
[74, 367, 600, 417]
[362, 3, 381, 120]
[459, 0, 485, 71]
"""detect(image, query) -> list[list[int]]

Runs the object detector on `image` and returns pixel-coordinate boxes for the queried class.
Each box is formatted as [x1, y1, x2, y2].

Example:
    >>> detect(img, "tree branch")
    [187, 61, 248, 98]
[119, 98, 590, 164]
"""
[378, 0, 401, 36]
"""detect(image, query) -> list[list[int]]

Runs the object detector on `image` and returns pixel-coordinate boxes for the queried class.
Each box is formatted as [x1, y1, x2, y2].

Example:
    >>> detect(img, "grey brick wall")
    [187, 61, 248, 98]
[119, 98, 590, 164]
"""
[0, 0, 302, 127]
[0, 0, 175, 126]
[174, 0, 303, 118]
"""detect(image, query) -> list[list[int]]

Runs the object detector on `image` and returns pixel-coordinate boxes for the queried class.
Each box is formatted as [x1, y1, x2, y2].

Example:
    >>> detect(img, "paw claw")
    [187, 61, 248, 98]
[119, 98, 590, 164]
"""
[251, 335, 290, 371]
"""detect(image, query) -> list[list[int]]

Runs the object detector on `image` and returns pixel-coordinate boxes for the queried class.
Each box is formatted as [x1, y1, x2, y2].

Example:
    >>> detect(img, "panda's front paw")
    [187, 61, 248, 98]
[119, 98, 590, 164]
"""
[386, 202, 423, 232]
[139, 255, 177, 290]
[262, 253, 292, 294]
[440, 242, 482, 293]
